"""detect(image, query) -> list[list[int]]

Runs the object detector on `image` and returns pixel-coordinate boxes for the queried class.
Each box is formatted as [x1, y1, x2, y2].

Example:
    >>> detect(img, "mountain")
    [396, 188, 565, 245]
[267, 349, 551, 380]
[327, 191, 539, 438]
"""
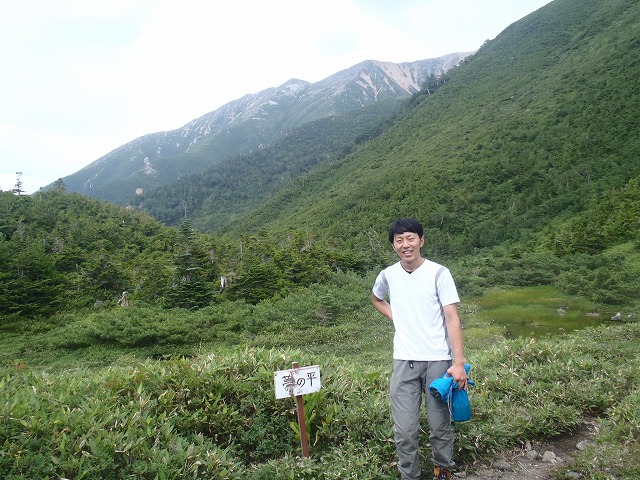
[215, 0, 640, 258]
[56, 53, 471, 204]
[132, 98, 408, 231]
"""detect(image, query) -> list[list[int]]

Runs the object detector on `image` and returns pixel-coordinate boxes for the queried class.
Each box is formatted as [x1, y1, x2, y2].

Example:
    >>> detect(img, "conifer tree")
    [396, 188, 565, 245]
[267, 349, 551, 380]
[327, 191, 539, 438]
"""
[11, 172, 25, 196]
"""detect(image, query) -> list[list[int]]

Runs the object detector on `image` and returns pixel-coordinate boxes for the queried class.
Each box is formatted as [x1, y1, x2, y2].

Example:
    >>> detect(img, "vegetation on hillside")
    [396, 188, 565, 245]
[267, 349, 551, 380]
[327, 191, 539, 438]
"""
[0, 190, 370, 317]
[2, 186, 638, 320]
[132, 99, 405, 231]
[219, 0, 639, 256]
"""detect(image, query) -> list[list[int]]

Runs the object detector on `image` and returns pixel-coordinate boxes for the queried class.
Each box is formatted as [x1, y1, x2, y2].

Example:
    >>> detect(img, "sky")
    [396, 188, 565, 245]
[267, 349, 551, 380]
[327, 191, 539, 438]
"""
[0, 0, 553, 194]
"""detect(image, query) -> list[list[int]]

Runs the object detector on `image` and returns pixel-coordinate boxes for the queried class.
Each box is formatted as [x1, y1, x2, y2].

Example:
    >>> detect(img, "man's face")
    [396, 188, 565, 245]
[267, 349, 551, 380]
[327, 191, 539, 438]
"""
[392, 231, 424, 266]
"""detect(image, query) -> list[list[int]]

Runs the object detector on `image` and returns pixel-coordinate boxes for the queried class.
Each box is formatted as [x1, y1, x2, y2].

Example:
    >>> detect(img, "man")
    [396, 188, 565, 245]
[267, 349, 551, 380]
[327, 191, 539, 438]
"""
[371, 218, 467, 480]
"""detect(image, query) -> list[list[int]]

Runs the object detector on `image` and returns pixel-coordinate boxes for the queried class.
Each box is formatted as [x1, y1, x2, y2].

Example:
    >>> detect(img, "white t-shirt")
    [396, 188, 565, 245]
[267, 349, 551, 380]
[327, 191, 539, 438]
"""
[372, 259, 460, 361]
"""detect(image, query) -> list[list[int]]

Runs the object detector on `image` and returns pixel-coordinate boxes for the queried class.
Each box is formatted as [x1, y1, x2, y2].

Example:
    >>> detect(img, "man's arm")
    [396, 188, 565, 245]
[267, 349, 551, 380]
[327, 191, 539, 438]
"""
[443, 303, 468, 389]
[371, 293, 393, 321]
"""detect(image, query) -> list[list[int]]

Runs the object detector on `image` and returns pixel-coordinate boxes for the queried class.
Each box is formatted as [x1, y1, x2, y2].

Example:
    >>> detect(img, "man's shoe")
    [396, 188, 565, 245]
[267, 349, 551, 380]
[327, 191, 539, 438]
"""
[433, 465, 453, 480]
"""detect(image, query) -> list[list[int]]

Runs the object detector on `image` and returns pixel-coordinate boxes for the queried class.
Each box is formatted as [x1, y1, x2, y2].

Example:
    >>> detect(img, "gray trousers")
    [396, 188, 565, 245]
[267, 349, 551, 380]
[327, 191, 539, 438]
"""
[390, 359, 454, 480]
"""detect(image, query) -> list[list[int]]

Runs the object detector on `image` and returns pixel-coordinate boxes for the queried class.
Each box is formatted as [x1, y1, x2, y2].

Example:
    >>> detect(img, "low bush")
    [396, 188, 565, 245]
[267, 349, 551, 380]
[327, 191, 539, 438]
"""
[46, 307, 205, 349]
[2, 322, 639, 478]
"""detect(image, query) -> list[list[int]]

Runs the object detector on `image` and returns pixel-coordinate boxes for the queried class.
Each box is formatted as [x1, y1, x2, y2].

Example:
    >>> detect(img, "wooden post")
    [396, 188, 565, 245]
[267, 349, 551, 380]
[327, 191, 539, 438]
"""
[292, 362, 310, 458]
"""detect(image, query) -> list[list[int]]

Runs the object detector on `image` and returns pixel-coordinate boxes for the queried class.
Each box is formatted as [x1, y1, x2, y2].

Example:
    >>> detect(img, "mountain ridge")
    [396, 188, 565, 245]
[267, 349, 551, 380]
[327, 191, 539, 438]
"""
[215, 0, 640, 257]
[56, 53, 472, 204]
[133, 98, 408, 230]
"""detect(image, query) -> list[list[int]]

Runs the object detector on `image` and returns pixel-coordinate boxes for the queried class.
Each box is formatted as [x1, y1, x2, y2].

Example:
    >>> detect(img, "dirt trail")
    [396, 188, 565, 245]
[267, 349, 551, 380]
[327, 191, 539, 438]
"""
[458, 419, 598, 479]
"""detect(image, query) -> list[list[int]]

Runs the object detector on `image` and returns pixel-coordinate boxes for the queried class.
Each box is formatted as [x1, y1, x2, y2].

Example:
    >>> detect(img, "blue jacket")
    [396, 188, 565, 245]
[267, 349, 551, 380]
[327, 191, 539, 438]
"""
[428, 363, 475, 422]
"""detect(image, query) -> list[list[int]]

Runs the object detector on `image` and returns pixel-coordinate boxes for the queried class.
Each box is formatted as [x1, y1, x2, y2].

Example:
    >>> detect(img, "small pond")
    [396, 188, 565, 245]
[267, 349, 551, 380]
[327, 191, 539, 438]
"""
[493, 312, 612, 339]
[470, 286, 631, 339]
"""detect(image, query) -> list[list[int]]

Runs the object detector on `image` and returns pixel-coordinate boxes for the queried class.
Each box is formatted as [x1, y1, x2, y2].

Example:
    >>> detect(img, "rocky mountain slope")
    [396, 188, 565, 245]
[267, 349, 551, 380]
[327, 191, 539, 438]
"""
[57, 53, 471, 204]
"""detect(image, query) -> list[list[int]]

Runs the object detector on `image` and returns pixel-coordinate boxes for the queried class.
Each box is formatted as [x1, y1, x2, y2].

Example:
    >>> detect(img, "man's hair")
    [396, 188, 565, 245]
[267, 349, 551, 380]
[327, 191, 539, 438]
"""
[388, 218, 424, 243]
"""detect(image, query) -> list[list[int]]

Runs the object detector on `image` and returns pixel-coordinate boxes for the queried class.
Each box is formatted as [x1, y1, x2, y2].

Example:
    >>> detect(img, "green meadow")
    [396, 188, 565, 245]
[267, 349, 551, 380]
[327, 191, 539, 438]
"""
[2, 282, 639, 479]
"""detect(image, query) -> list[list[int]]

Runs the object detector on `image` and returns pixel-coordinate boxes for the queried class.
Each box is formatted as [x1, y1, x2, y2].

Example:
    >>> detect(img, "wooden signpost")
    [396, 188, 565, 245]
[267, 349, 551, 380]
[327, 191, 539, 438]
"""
[274, 362, 322, 458]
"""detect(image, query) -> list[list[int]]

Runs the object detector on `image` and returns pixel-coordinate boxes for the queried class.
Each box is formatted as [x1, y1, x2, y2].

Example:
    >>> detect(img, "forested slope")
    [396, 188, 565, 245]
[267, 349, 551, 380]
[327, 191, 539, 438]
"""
[133, 99, 405, 231]
[0, 189, 368, 317]
[220, 0, 640, 258]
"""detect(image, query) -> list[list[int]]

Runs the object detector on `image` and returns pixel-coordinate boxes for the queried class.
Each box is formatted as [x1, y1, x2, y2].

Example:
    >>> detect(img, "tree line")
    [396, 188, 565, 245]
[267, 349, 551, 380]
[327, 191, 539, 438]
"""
[0, 190, 368, 317]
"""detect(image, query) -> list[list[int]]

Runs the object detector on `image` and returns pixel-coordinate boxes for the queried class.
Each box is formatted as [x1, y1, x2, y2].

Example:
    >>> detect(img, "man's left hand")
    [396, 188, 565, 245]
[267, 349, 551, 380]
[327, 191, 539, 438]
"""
[447, 363, 468, 390]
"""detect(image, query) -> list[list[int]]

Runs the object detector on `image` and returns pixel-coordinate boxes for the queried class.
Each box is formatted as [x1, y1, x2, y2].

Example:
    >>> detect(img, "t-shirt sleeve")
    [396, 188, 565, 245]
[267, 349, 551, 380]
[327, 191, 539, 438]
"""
[372, 270, 389, 300]
[436, 268, 461, 306]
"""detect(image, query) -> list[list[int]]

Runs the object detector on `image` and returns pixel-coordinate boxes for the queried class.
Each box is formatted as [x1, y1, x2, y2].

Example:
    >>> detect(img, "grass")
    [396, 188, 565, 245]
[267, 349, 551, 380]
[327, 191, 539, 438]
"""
[1, 285, 639, 478]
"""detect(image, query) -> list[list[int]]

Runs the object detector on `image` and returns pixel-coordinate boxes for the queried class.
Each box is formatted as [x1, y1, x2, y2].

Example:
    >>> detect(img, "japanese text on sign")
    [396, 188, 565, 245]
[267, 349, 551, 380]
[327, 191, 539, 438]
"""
[274, 365, 321, 399]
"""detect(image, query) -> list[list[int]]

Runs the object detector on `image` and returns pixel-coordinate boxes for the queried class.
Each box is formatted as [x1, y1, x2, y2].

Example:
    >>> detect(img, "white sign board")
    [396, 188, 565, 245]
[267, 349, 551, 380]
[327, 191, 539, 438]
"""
[274, 365, 321, 399]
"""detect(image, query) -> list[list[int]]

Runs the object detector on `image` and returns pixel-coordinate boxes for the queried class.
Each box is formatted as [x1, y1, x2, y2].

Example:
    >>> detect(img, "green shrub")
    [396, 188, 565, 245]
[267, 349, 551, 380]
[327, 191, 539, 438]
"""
[2, 316, 639, 478]
[46, 307, 204, 349]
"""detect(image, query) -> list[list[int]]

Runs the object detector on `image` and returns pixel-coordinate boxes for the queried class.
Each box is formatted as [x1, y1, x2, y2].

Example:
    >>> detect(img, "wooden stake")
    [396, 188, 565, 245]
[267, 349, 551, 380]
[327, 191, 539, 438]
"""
[292, 362, 310, 458]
